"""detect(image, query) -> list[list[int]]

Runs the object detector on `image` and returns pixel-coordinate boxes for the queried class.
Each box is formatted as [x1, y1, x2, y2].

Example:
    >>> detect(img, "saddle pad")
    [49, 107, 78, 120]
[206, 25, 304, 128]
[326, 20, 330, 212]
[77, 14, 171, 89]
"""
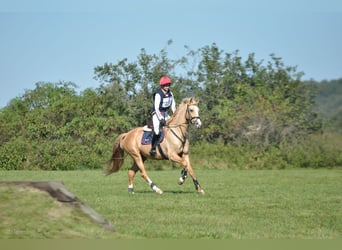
[141, 130, 165, 145]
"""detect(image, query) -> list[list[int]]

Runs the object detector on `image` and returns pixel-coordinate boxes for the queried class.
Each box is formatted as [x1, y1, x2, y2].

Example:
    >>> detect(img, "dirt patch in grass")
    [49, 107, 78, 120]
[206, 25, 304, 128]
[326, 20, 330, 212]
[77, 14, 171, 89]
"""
[0, 181, 115, 239]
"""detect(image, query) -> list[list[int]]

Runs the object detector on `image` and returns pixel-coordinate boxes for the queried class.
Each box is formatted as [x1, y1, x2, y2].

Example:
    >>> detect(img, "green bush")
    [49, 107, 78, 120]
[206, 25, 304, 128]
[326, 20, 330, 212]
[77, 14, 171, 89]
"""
[0, 138, 30, 170]
[30, 138, 112, 171]
[281, 133, 342, 168]
[188, 132, 342, 170]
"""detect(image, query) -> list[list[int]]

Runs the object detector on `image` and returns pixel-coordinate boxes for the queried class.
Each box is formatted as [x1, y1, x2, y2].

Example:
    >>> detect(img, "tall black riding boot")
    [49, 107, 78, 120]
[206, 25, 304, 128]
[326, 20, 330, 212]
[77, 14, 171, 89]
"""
[150, 132, 160, 156]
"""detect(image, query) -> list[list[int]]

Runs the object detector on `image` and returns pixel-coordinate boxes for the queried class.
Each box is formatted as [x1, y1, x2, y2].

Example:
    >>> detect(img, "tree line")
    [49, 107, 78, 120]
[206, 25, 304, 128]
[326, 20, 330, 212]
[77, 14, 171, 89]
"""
[1, 42, 341, 170]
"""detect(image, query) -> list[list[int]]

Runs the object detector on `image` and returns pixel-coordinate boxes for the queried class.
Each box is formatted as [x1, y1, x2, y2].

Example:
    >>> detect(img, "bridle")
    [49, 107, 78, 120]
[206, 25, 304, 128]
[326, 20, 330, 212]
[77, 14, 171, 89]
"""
[165, 104, 200, 128]
[186, 104, 201, 125]
[165, 104, 201, 150]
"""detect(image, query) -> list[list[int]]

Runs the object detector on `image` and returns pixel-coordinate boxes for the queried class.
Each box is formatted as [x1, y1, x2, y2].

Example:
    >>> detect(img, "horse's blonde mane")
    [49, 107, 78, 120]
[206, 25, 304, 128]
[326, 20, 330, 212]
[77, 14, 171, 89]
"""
[167, 97, 199, 124]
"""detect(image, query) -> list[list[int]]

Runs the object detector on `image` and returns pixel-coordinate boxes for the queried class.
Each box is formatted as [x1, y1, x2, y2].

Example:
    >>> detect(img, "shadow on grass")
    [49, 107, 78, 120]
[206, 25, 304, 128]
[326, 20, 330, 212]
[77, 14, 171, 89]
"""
[129, 190, 194, 194]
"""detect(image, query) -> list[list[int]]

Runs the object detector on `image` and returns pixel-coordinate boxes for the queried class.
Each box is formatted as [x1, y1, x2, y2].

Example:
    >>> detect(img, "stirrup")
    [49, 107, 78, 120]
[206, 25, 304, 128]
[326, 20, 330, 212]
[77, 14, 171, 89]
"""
[150, 148, 156, 156]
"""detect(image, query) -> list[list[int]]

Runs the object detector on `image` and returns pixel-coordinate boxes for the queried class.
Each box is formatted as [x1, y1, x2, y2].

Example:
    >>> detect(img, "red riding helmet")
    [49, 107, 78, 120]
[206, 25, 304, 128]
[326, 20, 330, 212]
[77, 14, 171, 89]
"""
[159, 76, 172, 86]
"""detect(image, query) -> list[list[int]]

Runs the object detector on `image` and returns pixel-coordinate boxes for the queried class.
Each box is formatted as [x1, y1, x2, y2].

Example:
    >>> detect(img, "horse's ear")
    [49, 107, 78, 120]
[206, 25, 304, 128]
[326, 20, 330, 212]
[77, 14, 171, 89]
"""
[185, 97, 199, 104]
[191, 97, 199, 104]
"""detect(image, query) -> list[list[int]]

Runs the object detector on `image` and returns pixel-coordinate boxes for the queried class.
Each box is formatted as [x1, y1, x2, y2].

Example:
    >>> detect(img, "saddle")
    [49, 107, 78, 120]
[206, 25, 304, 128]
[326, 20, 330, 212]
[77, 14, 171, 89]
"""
[141, 126, 165, 145]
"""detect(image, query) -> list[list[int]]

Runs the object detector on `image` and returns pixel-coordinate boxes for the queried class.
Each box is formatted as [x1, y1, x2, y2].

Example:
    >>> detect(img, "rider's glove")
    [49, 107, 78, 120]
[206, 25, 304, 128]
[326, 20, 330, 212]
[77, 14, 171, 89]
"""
[160, 119, 166, 127]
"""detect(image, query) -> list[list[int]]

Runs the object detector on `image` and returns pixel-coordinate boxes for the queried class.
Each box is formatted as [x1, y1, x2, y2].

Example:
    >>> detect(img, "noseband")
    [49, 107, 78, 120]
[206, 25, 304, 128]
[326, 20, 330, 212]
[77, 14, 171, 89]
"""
[186, 104, 200, 124]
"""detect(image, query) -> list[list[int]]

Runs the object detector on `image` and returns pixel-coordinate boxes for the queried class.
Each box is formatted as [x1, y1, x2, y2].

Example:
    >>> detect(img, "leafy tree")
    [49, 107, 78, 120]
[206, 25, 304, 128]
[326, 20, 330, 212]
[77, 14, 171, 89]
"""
[0, 42, 335, 170]
[188, 44, 320, 147]
[311, 78, 342, 132]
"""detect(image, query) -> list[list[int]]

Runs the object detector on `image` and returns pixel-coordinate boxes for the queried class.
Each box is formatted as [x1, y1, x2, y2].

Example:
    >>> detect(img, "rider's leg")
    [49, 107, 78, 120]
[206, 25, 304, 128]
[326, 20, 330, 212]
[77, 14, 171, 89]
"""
[150, 115, 160, 156]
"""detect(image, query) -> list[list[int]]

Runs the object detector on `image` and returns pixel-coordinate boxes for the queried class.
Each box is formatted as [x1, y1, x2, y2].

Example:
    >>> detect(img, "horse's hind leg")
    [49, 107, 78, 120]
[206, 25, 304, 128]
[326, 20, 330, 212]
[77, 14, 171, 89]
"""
[128, 162, 140, 194]
[131, 155, 163, 194]
[140, 168, 163, 194]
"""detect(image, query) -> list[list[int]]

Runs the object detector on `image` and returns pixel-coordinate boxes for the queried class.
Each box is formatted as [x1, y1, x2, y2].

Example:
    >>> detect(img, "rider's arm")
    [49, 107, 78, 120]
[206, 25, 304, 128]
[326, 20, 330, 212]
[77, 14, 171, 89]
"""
[171, 97, 176, 113]
[154, 93, 163, 120]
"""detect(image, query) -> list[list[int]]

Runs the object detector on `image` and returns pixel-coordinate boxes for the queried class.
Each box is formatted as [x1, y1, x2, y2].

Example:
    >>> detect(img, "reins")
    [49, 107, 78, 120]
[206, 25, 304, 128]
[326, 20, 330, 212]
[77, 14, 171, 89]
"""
[163, 103, 199, 148]
[165, 104, 199, 128]
[169, 126, 187, 145]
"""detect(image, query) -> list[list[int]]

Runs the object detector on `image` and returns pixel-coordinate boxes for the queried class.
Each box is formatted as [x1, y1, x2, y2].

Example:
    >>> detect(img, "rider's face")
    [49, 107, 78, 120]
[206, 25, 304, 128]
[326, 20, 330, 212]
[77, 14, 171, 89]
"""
[162, 84, 170, 91]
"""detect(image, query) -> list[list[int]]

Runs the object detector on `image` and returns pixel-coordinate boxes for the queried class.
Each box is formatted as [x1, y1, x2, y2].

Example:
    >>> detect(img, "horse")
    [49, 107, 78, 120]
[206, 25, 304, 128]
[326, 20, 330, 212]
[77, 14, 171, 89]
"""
[106, 97, 205, 195]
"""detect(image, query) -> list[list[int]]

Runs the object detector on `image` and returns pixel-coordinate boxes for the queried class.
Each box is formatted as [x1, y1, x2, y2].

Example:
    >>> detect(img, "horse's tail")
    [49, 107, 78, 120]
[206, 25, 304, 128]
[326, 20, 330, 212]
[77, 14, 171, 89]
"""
[106, 133, 127, 175]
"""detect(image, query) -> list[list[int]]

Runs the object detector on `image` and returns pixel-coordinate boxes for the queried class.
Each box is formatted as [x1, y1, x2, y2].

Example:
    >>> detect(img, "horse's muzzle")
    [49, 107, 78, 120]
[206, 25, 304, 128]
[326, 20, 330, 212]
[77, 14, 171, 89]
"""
[192, 117, 202, 128]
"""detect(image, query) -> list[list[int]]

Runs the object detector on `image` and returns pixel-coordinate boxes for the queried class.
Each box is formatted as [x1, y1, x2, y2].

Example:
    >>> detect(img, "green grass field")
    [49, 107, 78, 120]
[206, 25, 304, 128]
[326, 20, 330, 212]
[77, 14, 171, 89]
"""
[1, 169, 341, 239]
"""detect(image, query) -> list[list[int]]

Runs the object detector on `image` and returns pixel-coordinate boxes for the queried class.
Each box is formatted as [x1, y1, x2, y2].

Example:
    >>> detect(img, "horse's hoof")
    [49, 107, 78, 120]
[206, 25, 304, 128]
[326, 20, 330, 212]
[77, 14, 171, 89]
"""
[178, 177, 185, 185]
[198, 189, 205, 195]
[155, 188, 163, 194]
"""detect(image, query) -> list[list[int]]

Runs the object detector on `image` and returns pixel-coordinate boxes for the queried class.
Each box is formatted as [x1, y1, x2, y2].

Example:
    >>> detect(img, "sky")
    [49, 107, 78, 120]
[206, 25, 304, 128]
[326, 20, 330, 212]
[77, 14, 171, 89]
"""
[1, 0, 342, 108]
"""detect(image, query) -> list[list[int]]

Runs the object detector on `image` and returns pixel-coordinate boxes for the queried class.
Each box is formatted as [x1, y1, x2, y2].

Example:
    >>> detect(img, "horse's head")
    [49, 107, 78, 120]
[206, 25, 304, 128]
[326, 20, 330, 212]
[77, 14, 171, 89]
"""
[185, 97, 202, 129]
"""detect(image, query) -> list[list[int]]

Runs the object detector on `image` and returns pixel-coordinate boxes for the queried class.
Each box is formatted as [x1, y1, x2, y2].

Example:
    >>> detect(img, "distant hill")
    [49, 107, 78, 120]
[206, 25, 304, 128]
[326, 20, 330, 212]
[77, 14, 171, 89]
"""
[311, 78, 342, 132]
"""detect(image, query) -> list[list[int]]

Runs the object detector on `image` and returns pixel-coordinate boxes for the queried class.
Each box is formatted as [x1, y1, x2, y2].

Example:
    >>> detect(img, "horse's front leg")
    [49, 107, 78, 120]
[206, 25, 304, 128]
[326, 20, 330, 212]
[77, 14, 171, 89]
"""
[178, 168, 188, 185]
[171, 153, 205, 194]
[186, 163, 205, 194]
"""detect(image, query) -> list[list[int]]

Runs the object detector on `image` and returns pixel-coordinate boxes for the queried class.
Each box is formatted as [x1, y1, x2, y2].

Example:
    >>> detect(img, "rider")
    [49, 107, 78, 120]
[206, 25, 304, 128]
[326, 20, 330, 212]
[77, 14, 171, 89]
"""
[150, 76, 176, 156]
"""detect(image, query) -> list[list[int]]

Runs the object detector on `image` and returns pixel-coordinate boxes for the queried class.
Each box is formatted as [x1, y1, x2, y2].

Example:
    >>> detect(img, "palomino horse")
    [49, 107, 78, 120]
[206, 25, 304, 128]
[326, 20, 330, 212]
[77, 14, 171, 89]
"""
[106, 97, 205, 194]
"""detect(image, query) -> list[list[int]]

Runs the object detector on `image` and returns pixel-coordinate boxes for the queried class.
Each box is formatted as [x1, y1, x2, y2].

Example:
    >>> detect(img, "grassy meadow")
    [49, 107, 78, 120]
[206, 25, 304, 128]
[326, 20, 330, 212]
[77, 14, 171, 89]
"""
[0, 169, 341, 239]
